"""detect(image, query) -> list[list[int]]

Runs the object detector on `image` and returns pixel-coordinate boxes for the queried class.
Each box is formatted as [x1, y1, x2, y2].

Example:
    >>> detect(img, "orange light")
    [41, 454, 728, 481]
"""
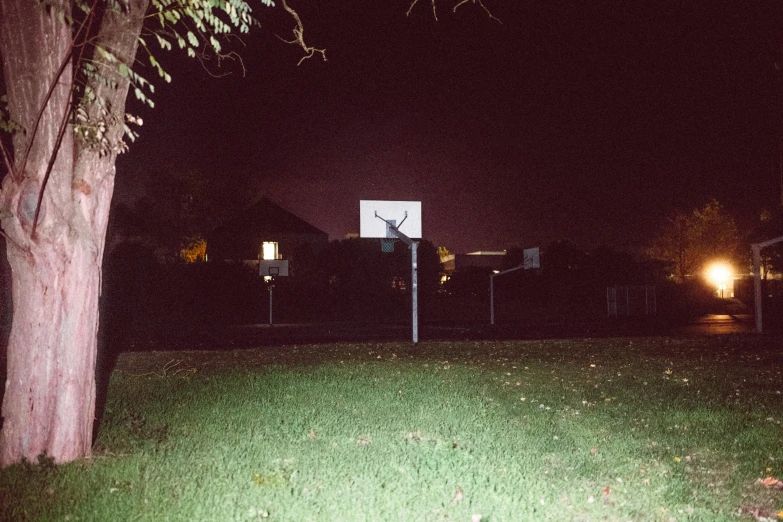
[705, 262, 733, 298]
[705, 262, 732, 287]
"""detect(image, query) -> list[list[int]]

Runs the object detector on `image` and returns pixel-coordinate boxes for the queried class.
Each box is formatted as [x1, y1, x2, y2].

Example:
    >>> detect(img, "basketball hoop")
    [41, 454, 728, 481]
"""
[381, 237, 396, 253]
[359, 200, 422, 343]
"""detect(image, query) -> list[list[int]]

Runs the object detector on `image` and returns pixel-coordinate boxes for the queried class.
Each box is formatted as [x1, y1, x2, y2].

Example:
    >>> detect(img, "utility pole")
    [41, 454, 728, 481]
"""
[779, 137, 783, 207]
[752, 235, 783, 333]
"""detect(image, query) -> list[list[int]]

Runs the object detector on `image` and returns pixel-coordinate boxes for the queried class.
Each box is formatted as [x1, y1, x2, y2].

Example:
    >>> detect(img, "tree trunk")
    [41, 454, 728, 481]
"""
[2, 225, 104, 464]
[0, 0, 148, 466]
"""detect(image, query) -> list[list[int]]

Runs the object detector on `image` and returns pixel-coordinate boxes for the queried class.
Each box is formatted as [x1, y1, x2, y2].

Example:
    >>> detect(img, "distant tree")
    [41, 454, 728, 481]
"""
[442, 266, 493, 297]
[319, 238, 440, 319]
[180, 237, 207, 263]
[503, 246, 525, 270]
[108, 166, 259, 261]
[647, 199, 741, 280]
[747, 208, 783, 279]
[543, 239, 587, 273]
[586, 245, 665, 286]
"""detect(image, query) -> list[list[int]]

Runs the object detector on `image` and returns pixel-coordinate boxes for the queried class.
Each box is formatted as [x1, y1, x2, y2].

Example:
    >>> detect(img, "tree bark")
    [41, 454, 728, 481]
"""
[0, 0, 148, 466]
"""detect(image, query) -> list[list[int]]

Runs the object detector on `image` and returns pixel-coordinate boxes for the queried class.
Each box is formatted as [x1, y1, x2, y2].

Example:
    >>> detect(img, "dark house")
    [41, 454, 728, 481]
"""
[206, 197, 328, 268]
[441, 251, 508, 275]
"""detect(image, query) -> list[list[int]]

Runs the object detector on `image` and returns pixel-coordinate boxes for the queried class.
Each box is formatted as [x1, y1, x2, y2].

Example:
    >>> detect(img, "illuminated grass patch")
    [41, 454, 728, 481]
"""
[1, 336, 782, 521]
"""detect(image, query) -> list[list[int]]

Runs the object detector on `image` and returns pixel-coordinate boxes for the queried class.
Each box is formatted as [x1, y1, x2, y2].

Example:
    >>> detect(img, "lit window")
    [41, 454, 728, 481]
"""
[262, 242, 278, 260]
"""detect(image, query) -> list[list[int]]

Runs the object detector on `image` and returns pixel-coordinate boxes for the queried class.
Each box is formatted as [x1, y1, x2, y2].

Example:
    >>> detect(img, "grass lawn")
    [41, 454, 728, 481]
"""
[1, 335, 782, 521]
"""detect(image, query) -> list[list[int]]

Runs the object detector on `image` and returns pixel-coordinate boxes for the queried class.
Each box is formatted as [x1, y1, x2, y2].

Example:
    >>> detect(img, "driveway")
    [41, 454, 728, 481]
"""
[676, 313, 755, 335]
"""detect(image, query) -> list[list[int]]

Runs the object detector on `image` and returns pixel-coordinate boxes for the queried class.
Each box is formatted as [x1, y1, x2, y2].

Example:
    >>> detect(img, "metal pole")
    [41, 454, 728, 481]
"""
[490, 274, 495, 325]
[269, 284, 273, 325]
[753, 244, 763, 334]
[487, 263, 527, 326]
[411, 241, 419, 343]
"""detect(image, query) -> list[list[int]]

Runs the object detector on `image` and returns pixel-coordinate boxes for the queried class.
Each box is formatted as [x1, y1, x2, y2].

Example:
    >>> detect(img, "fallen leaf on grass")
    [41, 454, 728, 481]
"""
[756, 476, 783, 489]
[739, 505, 780, 520]
[603, 486, 611, 496]
[590, 448, 597, 456]
[451, 487, 463, 504]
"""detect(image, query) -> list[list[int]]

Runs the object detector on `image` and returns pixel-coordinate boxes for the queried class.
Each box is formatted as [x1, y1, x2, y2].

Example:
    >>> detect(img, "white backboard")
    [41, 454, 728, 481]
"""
[259, 259, 289, 277]
[523, 247, 540, 269]
[360, 200, 422, 239]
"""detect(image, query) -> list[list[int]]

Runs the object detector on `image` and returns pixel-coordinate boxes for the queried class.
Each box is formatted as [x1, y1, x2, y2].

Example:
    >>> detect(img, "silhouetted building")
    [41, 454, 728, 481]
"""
[441, 251, 507, 275]
[206, 197, 328, 268]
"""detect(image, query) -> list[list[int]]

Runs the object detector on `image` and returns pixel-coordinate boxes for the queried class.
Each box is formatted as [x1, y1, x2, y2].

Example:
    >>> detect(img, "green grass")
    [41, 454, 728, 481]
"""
[2, 336, 782, 521]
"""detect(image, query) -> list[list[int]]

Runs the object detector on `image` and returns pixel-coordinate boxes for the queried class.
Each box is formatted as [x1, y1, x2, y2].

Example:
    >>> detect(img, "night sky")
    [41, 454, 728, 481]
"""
[117, 0, 783, 254]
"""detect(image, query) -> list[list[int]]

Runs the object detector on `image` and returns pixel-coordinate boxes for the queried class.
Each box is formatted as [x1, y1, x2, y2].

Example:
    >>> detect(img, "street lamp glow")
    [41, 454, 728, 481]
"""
[705, 262, 733, 298]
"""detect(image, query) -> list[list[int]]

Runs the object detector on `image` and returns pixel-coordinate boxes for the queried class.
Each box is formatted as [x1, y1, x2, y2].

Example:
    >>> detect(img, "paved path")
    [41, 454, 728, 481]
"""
[675, 314, 755, 336]
[226, 313, 760, 346]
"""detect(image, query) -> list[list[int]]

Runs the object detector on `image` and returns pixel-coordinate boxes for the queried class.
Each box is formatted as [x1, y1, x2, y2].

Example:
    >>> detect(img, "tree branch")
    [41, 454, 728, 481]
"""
[453, 0, 501, 23]
[407, 0, 500, 23]
[195, 35, 248, 78]
[0, 140, 17, 181]
[18, 0, 97, 179]
[29, 89, 72, 240]
[406, 0, 438, 21]
[279, 0, 326, 66]
[31, 0, 97, 239]
[196, 50, 246, 78]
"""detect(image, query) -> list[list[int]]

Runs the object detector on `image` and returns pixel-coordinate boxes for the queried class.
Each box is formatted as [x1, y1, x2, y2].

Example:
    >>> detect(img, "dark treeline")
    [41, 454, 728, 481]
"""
[98, 238, 442, 346]
[97, 235, 746, 353]
[437, 239, 735, 325]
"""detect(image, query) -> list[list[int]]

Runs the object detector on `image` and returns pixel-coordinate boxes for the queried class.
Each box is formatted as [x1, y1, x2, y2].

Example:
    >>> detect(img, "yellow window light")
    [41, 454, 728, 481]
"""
[262, 242, 278, 261]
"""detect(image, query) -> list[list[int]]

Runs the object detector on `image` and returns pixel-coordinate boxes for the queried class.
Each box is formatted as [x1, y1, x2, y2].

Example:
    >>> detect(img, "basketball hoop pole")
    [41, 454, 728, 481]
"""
[489, 248, 541, 326]
[376, 213, 419, 343]
[490, 263, 525, 326]
[268, 280, 274, 325]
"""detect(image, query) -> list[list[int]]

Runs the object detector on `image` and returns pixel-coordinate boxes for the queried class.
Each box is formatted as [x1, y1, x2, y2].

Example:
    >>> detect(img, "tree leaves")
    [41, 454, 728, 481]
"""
[646, 199, 741, 279]
[154, 34, 171, 51]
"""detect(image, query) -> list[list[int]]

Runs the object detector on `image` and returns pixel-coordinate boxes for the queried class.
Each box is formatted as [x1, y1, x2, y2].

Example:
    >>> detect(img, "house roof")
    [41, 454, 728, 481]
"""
[207, 197, 328, 261]
[219, 197, 327, 237]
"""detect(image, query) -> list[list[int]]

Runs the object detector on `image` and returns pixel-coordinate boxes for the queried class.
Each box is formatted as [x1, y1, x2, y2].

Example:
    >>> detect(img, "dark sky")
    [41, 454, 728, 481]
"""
[118, 0, 783, 254]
